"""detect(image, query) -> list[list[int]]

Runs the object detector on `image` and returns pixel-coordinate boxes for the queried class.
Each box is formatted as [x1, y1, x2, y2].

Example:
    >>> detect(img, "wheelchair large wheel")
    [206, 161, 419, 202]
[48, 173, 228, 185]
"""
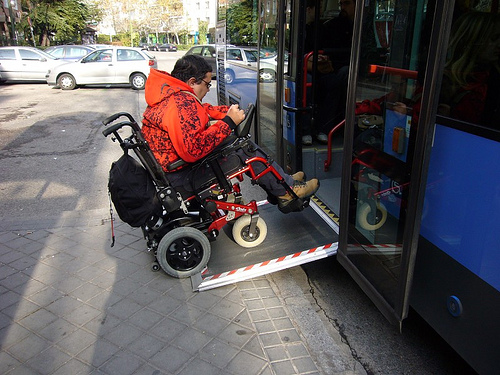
[356, 201, 388, 231]
[156, 227, 211, 278]
[232, 215, 267, 248]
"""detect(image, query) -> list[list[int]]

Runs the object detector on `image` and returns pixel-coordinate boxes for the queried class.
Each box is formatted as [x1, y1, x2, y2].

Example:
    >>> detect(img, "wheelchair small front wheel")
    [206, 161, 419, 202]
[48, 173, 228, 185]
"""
[356, 201, 388, 231]
[232, 215, 267, 248]
[156, 227, 211, 278]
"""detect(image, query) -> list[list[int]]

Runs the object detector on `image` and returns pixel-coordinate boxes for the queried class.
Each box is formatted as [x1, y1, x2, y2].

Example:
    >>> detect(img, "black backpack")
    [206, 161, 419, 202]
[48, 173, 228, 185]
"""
[108, 154, 162, 227]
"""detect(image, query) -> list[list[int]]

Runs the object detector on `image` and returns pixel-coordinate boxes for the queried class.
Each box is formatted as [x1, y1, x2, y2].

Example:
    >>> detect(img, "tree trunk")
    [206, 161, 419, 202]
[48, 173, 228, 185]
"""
[41, 32, 50, 46]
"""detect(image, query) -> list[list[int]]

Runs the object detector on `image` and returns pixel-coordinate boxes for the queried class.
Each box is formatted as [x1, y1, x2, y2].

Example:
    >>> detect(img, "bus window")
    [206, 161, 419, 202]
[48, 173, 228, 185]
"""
[438, 11, 500, 129]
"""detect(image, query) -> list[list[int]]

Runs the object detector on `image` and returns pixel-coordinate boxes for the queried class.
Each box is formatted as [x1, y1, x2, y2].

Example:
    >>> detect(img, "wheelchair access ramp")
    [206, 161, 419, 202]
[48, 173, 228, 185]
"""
[192, 198, 339, 291]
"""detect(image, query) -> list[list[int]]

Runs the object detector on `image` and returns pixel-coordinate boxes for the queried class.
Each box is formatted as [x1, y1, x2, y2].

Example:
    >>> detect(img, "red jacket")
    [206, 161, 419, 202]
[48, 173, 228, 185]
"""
[142, 69, 232, 172]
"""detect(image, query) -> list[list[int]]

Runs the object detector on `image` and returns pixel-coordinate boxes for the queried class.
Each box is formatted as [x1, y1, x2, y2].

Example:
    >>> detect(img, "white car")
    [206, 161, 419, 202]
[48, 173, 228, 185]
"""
[0, 46, 63, 82]
[225, 47, 277, 83]
[46, 47, 158, 90]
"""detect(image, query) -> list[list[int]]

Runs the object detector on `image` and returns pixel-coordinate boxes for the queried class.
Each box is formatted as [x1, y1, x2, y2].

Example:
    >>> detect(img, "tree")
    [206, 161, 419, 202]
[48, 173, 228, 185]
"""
[94, 0, 184, 46]
[227, 0, 257, 46]
[19, 0, 100, 46]
[198, 20, 208, 45]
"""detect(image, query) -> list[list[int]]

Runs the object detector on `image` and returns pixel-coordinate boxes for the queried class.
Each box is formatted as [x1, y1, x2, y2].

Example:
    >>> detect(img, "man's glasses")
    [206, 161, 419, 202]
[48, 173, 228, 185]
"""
[201, 79, 212, 89]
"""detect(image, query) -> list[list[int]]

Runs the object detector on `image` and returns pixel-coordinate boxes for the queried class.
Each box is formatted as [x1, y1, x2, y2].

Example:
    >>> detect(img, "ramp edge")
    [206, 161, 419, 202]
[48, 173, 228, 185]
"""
[196, 242, 338, 291]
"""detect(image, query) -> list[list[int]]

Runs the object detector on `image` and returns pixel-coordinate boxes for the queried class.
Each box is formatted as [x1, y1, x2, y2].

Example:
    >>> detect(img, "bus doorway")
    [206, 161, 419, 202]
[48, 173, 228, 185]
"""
[206, 0, 340, 291]
[255, 0, 348, 223]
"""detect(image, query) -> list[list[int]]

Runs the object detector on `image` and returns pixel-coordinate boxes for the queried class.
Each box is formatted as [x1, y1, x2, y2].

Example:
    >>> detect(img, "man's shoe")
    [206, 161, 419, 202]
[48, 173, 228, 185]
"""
[317, 133, 328, 144]
[291, 171, 305, 182]
[302, 135, 313, 145]
[278, 179, 319, 208]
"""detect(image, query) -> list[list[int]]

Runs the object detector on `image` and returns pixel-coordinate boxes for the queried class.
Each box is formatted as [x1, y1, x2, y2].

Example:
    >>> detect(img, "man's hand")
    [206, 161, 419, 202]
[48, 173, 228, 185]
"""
[227, 104, 245, 125]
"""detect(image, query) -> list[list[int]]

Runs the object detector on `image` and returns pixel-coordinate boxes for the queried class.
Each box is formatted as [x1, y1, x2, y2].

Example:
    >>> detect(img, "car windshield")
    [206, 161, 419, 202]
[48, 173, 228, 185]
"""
[29, 48, 56, 59]
[83, 49, 113, 63]
[46, 48, 64, 58]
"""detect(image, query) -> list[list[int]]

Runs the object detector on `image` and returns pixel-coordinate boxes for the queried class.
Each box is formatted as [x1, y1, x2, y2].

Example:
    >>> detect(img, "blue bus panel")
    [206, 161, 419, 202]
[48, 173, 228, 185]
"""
[420, 124, 500, 291]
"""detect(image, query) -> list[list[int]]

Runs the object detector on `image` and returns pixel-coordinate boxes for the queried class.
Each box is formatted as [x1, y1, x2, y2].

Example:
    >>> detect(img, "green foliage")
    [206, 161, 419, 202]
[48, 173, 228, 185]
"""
[198, 20, 208, 45]
[19, 0, 100, 46]
[226, 0, 258, 46]
[97, 34, 113, 44]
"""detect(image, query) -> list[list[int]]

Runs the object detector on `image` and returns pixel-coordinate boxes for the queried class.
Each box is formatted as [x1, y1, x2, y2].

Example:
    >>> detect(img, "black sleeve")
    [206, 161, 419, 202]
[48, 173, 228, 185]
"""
[222, 115, 237, 130]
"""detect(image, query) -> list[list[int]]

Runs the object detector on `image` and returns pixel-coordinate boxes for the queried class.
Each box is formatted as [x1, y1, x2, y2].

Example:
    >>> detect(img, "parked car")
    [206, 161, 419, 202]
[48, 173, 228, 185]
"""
[159, 43, 177, 52]
[224, 46, 277, 83]
[0, 46, 63, 82]
[44, 45, 95, 62]
[85, 44, 109, 49]
[46, 47, 157, 90]
[185, 45, 217, 77]
[146, 43, 160, 51]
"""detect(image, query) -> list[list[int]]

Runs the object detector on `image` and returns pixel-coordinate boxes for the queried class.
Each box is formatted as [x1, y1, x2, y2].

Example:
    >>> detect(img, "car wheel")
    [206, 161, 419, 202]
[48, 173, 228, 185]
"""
[130, 73, 146, 90]
[224, 69, 235, 84]
[259, 69, 276, 83]
[58, 73, 76, 90]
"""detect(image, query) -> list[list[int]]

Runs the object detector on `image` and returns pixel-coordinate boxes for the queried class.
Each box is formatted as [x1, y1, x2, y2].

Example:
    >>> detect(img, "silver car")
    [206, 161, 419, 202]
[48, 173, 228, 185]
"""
[44, 45, 95, 62]
[46, 47, 158, 90]
[224, 47, 277, 83]
[0, 46, 62, 82]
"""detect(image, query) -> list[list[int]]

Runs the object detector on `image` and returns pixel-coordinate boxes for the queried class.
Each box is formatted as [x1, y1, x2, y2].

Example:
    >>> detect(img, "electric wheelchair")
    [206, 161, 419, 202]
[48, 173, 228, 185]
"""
[102, 105, 310, 278]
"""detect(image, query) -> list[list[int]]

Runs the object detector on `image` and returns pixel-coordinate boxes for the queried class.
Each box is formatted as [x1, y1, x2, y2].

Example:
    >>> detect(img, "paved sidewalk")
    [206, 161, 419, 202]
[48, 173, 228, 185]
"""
[0, 210, 362, 375]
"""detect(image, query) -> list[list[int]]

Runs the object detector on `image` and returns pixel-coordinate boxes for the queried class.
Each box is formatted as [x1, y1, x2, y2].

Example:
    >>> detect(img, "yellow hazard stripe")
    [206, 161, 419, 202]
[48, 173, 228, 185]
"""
[311, 195, 340, 225]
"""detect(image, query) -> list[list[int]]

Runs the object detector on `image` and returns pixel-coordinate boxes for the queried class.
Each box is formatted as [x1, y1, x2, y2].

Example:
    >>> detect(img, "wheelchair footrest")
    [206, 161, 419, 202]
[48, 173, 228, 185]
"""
[278, 197, 310, 214]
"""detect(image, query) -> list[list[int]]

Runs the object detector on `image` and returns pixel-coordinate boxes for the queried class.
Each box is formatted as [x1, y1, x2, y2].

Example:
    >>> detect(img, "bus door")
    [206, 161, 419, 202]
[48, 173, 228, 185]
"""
[260, 0, 344, 221]
[256, 0, 283, 163]
[338, 0, 450, 324]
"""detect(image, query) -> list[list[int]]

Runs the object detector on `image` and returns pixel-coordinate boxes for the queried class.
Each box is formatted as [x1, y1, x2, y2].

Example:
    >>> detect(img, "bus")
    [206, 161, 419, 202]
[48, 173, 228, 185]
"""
[214, 0, 500, 373]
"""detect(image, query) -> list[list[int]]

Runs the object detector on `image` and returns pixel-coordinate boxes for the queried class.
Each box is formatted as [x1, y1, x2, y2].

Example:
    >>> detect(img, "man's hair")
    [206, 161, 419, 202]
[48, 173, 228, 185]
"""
[171, 54, 213, 83]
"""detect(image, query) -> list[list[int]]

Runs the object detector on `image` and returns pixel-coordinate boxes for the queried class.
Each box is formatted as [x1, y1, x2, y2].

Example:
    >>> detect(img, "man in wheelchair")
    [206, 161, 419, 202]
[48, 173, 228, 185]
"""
[141, 55, 319, 210]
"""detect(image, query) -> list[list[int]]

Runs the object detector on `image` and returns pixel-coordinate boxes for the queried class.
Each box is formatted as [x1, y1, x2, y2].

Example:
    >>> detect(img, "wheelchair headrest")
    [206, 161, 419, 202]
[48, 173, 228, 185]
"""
[235, 104, 255, 137]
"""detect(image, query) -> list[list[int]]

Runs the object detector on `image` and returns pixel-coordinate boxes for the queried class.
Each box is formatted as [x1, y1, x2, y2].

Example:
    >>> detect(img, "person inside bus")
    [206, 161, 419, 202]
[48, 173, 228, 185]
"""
[302, 0, 345, 145]
[439, 11, 500, 127]
[141, 54, 320, 210]
[323, 0, 355, 82]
